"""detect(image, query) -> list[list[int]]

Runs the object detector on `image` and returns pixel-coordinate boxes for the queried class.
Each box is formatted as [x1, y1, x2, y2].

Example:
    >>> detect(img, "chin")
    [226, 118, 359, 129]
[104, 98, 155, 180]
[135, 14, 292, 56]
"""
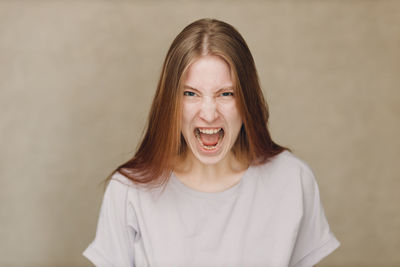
[192, 153, 226, 165]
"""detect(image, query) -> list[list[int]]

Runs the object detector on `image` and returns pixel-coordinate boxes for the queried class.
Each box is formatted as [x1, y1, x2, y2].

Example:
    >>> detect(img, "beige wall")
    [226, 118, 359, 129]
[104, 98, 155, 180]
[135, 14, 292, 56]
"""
[1, 1, 399, 266]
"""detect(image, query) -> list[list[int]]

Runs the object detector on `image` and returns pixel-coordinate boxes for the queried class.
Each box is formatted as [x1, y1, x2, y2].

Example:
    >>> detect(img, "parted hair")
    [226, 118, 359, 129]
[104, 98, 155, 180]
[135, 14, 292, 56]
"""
[110, 18, 287, 188]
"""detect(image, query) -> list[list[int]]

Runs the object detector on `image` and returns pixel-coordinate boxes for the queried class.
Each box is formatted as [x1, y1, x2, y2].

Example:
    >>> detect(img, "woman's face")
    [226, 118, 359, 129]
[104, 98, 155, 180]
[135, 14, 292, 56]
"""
[181, 55, 242, 165]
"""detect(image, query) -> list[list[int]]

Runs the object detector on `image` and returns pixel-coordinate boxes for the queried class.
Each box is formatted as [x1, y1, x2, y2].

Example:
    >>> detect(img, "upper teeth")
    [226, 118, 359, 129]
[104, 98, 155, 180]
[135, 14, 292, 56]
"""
[198, 128, 221, 134]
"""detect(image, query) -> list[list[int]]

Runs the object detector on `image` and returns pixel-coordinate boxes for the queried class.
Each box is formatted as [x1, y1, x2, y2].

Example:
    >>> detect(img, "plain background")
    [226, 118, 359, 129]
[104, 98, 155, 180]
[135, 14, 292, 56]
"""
[1, 1, 399, 266]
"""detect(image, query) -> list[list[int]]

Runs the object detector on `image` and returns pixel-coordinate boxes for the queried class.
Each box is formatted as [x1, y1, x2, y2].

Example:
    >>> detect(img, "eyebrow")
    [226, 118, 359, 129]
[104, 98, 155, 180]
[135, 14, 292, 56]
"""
[183, 85, 234, 92]
[183, 86, 200, 92]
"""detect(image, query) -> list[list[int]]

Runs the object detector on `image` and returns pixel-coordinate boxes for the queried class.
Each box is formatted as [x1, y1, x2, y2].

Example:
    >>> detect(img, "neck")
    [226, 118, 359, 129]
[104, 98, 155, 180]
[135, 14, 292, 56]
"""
[174, 151, 247, 186]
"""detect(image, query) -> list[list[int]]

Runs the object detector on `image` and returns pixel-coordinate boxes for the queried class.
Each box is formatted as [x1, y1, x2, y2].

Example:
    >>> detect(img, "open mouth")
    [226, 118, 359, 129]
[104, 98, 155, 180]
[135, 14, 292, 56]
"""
[194, 128, 224, 151]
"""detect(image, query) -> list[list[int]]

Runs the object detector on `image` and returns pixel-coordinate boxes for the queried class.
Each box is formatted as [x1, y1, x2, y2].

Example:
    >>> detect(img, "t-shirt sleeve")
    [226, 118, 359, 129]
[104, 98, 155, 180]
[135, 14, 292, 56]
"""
[83, 176, 138, 267]
[289, 164, 340, 267]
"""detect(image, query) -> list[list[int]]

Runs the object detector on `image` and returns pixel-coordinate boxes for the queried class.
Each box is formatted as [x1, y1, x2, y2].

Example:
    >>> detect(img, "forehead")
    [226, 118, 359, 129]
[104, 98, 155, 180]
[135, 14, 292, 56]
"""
[183, 55, 234, 91]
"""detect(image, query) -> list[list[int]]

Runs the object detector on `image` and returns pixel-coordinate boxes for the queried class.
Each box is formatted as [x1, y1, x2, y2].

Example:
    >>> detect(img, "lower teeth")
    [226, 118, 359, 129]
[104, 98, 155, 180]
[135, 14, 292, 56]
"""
[197, 136, 217, 150]
[195, 129, 223, 150]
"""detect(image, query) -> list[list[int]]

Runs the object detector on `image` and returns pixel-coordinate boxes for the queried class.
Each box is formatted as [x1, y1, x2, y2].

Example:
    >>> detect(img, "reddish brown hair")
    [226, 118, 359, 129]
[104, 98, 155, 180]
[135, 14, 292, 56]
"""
[111, 18, 287, 188]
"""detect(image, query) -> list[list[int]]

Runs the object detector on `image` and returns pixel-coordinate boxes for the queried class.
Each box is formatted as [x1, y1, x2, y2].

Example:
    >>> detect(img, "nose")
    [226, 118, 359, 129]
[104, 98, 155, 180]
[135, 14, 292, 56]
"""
[199, 95, 218, 122]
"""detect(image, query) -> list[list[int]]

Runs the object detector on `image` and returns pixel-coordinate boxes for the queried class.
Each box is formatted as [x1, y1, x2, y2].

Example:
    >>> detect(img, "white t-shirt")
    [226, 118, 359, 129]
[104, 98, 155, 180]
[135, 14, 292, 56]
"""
[83, 151, 340, 267]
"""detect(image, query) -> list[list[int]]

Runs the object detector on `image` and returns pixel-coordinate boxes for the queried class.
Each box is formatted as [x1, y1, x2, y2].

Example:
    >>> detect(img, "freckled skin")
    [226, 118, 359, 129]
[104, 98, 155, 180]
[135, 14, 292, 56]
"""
[181, 55, 243, 166]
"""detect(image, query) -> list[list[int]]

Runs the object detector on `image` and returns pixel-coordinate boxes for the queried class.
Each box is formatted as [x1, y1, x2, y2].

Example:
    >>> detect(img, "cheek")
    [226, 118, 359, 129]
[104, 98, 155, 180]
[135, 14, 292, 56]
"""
[181, 102, 197, 128]
[218, 102, 242, 123]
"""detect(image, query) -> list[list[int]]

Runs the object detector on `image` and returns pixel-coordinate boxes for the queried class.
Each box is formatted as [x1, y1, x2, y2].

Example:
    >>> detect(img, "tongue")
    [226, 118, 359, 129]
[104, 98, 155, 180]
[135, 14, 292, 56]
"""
[200, 132, 220, 146]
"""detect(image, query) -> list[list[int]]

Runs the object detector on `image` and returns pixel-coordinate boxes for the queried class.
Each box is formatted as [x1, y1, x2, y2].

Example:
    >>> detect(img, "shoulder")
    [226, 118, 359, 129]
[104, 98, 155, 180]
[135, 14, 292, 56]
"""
[107, 171, 162, 202]
[109, 171, 136, 187]
[255, 150, 314, 178]
[103, 172, 143, 201]
[99, 172, 132, 204]
[251, 151, 318, 194]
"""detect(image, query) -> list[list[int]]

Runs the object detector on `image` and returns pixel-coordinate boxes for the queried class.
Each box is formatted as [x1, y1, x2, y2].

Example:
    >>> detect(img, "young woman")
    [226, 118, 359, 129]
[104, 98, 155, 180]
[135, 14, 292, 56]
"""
[83, 18, 340, 267]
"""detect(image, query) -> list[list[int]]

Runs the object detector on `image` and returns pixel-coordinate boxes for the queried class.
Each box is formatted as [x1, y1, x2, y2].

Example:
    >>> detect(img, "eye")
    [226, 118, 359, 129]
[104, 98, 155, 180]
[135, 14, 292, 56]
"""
[220, 92, 234, 97]
[183, 91, 196, 97]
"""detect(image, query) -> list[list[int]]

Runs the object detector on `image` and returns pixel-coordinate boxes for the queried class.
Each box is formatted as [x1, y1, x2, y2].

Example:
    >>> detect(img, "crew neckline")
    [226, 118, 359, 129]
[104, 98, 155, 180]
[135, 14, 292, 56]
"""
[170, 166, 252, 199]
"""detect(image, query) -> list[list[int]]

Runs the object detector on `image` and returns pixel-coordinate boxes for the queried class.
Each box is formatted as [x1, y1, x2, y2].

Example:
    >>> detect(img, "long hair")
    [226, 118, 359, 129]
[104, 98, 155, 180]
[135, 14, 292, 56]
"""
[111, 18, 287, 188]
